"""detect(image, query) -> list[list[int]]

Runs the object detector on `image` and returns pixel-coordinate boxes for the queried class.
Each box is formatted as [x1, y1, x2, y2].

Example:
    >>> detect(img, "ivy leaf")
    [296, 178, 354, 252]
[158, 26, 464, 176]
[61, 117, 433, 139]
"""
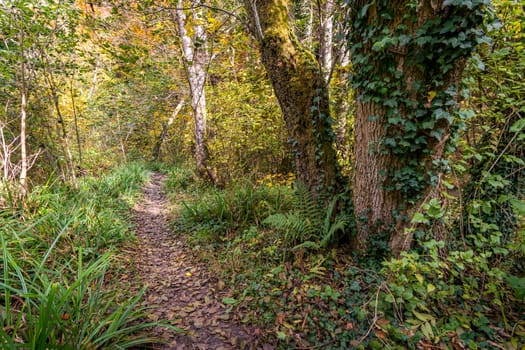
[509, 118, 525, 133]
[221, 297, 237, 305]
[384, 98, 398, 108]
[384, 138, 397, 147]
[421, 120, 435, 129]
[509, 198, 525, 216]
[433, 108, 454, 123]
[430, 129, 444, 140]
[359, 3, 374, 18]
[412, 213, 429, 224]
[388, 116, 403, 125]
[426, 199, 443, 219]
[507, 275, 525, 300]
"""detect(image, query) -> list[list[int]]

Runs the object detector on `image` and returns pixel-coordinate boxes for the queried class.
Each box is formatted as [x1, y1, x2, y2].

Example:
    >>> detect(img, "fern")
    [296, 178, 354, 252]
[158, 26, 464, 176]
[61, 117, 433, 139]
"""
[263, 212, 317, 246]
[263, 185, 349, 250]
[320, 194, 349, 248]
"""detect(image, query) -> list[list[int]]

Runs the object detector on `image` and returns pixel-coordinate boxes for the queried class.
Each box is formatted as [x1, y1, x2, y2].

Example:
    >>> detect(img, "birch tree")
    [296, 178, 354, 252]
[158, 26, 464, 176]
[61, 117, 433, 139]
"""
[175, 0, 217, 184]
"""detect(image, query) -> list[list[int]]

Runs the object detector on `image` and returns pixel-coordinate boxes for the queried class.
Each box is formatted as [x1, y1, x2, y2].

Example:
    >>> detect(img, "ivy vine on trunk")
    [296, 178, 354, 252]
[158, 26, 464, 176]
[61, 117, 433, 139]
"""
[347, 0, 492, 255]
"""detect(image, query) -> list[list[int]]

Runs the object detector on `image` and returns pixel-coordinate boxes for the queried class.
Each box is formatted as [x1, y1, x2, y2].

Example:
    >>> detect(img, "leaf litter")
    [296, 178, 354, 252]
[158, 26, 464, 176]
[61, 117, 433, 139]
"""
[128, 173, 266, 349]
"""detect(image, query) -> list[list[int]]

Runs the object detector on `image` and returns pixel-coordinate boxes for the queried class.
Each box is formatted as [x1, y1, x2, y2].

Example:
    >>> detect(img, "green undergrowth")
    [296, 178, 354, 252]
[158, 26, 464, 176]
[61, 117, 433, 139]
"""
[165, 161, 524, 349]
[174, 179, 296, 245]
[0, 162, 159, 349]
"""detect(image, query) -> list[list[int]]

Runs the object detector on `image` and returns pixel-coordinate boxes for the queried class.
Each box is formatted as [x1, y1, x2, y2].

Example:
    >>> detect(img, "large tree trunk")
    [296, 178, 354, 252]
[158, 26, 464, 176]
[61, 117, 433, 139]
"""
[349, 0, 483, 255]
[353, 100, 407, 252]
[243, 0, 339, 200]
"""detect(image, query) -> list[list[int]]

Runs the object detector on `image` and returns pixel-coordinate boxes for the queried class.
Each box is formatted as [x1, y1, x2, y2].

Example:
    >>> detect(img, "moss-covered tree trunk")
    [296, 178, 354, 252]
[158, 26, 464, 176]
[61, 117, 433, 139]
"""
[243, 0, 339, 199]
[349, 0, 489, 255]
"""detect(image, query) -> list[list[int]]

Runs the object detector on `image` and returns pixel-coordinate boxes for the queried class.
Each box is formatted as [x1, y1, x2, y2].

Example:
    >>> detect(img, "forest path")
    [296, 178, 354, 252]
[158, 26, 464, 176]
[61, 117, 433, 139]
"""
[130, 172, 260, 350]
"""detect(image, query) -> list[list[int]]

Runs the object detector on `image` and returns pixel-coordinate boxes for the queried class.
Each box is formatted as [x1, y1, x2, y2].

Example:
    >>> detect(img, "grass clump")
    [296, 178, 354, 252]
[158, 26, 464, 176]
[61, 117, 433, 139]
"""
[0, 162, 157, 349]
[176, 180, 295, 243]
[164, 163, 199, 192]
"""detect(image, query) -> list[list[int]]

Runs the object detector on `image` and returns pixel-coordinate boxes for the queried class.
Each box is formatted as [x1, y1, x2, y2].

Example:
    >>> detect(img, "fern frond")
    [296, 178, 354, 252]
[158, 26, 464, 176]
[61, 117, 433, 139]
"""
[293, 183, 322, 225]
[293, 241, 320, 251]
[264, 185, 350, 250]
[263, 211, 317, 246]
[320, 215, 348, 248]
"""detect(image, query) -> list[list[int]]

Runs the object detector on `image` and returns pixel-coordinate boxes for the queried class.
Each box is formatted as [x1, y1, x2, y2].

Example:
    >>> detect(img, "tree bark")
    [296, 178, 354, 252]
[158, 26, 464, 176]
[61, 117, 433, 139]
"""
[175, 1, 218, 184]
[350, 0, 471, 255]
[353, 100, 405, 252]
[18, 31, 28, 197]
[243, 0, 339, 199]
[319, 0, 333, 82]
[152, 98, 184, 161]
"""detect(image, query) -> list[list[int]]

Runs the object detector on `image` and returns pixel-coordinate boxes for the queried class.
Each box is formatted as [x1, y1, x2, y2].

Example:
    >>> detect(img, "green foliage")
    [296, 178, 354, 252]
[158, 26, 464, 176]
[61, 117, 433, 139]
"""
[207, 67, 290, 183]
[263, 185, 350, 251]
[164, 163, 198, 192]
[378, 231, 524, 348]
[0, 0, 83, 183]
[460, 0, 524, 250]
[347, 0, 494, 202]
[176, 181, 295, 242]
[0, 163, 157, 348]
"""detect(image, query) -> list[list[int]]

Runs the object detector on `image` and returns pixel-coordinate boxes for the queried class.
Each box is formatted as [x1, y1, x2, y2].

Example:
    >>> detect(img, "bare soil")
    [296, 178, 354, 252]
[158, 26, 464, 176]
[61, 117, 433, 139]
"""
[131, 173, 266, 350]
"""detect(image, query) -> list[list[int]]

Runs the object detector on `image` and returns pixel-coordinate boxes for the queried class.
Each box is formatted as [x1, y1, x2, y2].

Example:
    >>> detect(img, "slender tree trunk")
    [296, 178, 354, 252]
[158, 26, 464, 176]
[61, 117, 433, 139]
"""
[48, 79, 77, 185]
[115, 112, 128, 162]
[87, 57, 99, 101]
[319, 0, 333, 82]
[243, 0, 339, 200]
[175, 1, 217, 184]
[70, 79, 82, 168]
[305, 1, 313, 49]
[40, 52, 77, 185]
[152, 98, 184, 161]
[0, 124, 9, 181]
[19, 32, 28, 197]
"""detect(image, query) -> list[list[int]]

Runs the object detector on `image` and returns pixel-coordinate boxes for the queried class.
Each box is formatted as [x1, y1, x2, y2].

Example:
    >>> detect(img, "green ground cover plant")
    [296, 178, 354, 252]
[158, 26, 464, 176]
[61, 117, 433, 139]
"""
[166, 150, 523, 349]
[0, 162, 158, 349]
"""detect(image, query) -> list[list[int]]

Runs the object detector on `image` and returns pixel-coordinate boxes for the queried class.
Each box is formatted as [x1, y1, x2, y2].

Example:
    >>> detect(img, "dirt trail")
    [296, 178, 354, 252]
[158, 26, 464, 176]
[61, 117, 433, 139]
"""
[131, 173, 261, 350]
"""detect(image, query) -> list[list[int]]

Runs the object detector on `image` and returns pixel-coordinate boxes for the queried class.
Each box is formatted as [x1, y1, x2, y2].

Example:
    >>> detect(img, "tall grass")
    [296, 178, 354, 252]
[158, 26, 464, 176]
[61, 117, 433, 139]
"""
[177, 179, 294, 241]
[0, 162, 157, 348]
